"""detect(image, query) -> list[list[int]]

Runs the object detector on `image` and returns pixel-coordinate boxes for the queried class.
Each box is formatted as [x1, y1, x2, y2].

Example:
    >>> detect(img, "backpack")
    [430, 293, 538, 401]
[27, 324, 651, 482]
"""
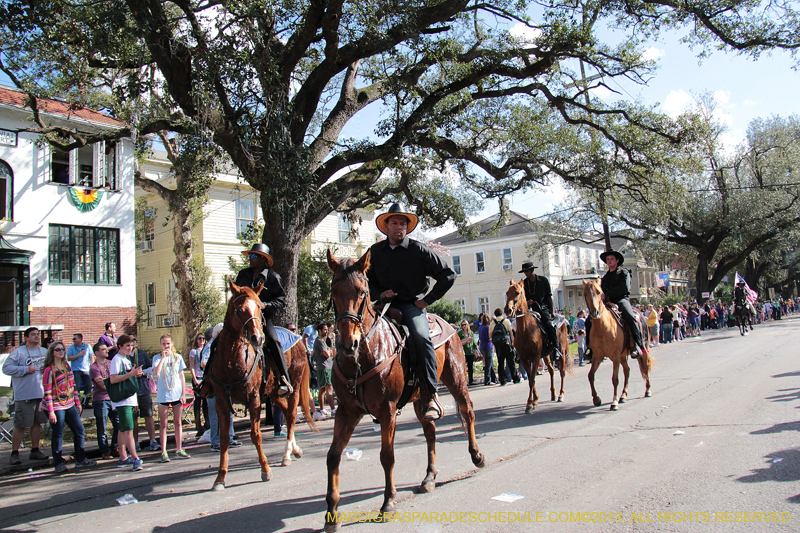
[491, 319, 510, 345]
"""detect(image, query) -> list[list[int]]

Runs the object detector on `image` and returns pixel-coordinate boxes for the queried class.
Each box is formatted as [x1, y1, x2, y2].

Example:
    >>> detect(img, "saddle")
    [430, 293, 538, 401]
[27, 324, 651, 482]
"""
[604, 302, 636, 351]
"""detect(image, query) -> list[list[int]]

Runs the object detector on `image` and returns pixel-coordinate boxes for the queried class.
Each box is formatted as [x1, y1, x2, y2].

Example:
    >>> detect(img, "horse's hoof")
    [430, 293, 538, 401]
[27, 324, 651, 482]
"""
[645, 390, 652, 398]
[610, 403, 618, 411]
[261, 470, 272, 482]
[293, 449, 303, 459]
[525, 406, 535, 414]
[324, 522, 340, 533]
[593, 397, 602, 407]
[473, 453, 486, 468]
[212, 482, 225, 491]
[557, 396, 564, 403]
[551, 396, 556, 402]
[619, 397, 626, 404]
[281, 458, 292, 467]
[380, 502, 396, 514]
[419, 480, 436, 494]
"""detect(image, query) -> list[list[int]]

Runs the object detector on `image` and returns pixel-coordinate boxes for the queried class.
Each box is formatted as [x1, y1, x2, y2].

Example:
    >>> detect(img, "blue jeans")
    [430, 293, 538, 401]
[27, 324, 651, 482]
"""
[273, 404, 283, 436]
[481, 348, 496, 384]
[93, 400, 119, 453]
[208, 397, 234, 446]
[395, 302, 438, 395]
[51, 405, 86, 466]
[662, 323, 674, 343]
[72, 371, 93, 403]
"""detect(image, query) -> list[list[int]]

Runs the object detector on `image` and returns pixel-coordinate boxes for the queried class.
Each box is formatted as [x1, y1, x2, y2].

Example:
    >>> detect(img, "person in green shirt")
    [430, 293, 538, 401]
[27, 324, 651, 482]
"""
[457, 320, 478, 385]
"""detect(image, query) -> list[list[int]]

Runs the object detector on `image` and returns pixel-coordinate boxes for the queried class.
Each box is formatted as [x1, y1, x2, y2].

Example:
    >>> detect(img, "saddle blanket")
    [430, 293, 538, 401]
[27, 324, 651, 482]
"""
[275, 327, 302, 353]
[428, 314, 457, 349]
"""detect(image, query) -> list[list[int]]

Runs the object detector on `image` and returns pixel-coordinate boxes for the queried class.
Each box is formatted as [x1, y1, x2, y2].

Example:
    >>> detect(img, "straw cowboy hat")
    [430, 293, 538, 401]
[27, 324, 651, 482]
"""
[600, 250, 625, 266]
[241, 243, 274, 267]
[375, 203, 419, 235]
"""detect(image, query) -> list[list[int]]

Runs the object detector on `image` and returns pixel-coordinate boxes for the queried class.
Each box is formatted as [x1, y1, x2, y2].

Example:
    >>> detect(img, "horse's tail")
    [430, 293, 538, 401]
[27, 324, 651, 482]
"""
[299, 350, 318, 432]
[638, 348, 655, 379]
[558, 322, 575, 377]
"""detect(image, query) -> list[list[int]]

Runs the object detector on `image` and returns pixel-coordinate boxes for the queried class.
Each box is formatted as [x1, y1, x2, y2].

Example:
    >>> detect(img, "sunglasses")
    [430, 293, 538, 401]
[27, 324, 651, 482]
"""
[288, 328, 296, 331]
[198, 337, 206, 340]
[248, 253, 260, 259]
[54, 347, 65, 352]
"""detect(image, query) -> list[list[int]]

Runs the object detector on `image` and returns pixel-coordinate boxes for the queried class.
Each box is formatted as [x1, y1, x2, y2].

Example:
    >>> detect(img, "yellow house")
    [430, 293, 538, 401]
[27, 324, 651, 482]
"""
[135, 150, 376, 352]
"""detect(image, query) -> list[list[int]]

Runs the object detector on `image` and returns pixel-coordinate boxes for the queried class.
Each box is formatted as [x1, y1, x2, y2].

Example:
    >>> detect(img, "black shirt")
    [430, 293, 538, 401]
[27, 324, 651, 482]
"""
[601, 268, 631, 303]
[523, 275, 554, 311]
[367, 236, 455, 305]
[234, 267, 286, 320]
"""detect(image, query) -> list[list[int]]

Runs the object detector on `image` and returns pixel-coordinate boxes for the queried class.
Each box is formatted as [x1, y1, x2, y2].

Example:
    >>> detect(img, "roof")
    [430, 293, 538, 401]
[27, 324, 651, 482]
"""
[0, 86, 125, 128]
[436, 210, 540, 245]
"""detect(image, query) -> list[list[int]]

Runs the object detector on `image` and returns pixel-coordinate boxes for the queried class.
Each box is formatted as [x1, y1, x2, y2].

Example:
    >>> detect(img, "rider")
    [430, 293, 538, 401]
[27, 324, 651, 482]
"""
[734, 281, 747, 309]
[367, 203, 456, 421]
[519, 262, 564, 365]
[584, 250, 649, 360]
[234, 243, 292, 397]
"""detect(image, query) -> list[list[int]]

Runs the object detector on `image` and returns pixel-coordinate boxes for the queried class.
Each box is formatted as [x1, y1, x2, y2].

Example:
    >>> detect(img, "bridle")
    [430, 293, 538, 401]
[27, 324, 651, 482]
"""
[506, 286, 526, 319]
[586, 282, 605, 319]
[227, 293, 264, 346]
[329, 273, 382, 342]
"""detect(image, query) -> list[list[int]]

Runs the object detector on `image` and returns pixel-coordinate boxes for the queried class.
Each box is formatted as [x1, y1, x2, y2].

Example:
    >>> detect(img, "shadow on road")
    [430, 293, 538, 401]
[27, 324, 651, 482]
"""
[735, 447, 800, 505]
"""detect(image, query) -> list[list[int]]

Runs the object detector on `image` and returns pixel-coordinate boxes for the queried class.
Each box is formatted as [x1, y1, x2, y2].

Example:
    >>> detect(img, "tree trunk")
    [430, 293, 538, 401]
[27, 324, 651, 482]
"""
[171, 205, 202, 359]
[695, 251, 711, 304]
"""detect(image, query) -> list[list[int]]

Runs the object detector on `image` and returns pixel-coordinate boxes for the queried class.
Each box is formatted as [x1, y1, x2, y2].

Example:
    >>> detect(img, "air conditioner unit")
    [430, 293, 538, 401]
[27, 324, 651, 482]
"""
[139, 240, 154, 252]
[502, 264, 512, 270]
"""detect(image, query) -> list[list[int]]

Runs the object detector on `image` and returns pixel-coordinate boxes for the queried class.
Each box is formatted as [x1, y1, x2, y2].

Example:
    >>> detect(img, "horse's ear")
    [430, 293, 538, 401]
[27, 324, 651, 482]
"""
[509, 279, 514, 286]
[229, 278, 240, 293]
[326, 248, 339, 273]
[354, 250, 371, 273]
[254, 282, 264, 295]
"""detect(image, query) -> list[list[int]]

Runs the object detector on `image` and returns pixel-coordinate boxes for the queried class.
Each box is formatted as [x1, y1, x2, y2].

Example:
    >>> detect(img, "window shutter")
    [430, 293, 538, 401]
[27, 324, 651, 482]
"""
[69, 148, 79, 185]
[93, 141, 106, 187]
[115, 141, 124, 189]
[38, 142, 52, 182]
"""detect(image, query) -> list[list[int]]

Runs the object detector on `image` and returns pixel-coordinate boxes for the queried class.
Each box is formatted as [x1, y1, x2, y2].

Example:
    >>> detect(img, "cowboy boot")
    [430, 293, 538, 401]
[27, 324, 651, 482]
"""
[423, 393, 443, 421]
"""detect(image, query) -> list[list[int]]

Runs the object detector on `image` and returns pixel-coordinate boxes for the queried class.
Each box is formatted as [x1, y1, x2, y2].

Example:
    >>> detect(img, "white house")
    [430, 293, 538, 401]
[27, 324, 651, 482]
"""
[0, 86, 136, 351]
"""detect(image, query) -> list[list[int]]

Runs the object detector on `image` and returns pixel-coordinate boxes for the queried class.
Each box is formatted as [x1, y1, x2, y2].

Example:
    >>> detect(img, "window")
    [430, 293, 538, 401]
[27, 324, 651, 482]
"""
[48, 224, 119, 284]
[478, 296, 490, 315]
[476, 251, 485, 273]
[48, 141, 113, 187]
[553, 245, 560, 266]
[452, 255, 462, 276]
[453, 298, 466, 315]
[145, 282, 156, 327]
[0, 160, 11, 220]
[577, 247, 582, 269]
[502, 248, 513, 270]
[338, 213, 352, 243]
[166, 279, 179, 315]
[235, 197, 256, 238]
[104, 141, 121, 189]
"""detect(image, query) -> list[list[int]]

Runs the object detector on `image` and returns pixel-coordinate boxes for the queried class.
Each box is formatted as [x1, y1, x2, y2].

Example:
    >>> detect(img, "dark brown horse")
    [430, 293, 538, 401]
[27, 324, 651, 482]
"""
[202, 280, 315, 490]
[504, 279, 572, 414]
[324, 250, 484, 532]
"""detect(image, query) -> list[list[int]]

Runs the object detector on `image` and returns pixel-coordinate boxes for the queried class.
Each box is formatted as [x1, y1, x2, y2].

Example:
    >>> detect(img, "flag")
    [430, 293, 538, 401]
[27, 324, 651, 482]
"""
[655, 272, 670, 288]
[735, 272, 758, 304]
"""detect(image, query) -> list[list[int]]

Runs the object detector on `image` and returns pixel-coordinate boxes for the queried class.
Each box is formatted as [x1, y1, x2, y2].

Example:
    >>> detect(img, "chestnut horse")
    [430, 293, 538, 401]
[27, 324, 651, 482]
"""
[202, 280, 315, 490]
[582, 278, 653, 410]
[324, 250, 484, 532]
[504, 279, 571, 414]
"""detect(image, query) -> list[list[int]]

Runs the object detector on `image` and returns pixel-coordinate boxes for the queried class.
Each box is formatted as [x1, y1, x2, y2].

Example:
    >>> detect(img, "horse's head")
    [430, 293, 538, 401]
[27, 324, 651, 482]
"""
[227, 279, 265, 350]
[326, 249, 371, 356]
[583, 278, 605, 319]
[504, 279, 526, 317]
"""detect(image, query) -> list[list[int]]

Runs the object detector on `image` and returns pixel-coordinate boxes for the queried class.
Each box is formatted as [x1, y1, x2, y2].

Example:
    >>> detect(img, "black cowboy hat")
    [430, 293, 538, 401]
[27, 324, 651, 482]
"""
[375, 203, 419, 236]
[600, 250, 624, 266]
[241, 243, 274, 267]
[518, 262, 538, 273]
[736, 280, 746, 286]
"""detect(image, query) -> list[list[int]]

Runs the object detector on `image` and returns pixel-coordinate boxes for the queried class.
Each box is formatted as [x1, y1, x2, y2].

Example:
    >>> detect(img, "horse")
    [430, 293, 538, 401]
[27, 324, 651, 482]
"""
[734, 303, 753, 336]
[582, 278, 654, 410]
[201, 280, 316, 490]
[324, 250, 484, 532]
[503, 279, 572, 413]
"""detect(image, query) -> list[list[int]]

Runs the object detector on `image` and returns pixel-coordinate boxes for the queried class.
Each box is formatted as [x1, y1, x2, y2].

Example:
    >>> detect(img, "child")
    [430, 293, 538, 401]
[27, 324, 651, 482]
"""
[89, 343, 120, 459]
[153, 334, 190, 462]
[109, 335, 144, 471]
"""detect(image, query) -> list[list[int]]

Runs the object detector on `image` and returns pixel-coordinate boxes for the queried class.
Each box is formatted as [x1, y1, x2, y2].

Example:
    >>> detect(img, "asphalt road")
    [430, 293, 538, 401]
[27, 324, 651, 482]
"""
[1, 317, 798, 533]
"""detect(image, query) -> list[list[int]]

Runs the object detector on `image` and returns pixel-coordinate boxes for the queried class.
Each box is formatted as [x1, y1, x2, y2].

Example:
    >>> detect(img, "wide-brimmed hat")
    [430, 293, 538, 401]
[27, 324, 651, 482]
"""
[241, 243, 274, 267]
[736, 280, 746, 286]
[518, 262, 538, 273]
[600, 250, 624, 266]
[376, 203, 419, 235]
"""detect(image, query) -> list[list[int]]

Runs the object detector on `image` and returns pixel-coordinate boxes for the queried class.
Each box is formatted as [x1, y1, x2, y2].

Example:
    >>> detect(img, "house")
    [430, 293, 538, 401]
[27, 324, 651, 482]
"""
[0, 86, 136, 351]
[134, 153, 377, 351]
[435, 210, 608, 316]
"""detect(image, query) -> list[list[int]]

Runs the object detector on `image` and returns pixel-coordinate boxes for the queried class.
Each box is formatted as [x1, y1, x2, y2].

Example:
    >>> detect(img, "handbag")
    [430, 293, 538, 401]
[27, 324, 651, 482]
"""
[148, 375, 158, 394]
[104, 368, 138, 403]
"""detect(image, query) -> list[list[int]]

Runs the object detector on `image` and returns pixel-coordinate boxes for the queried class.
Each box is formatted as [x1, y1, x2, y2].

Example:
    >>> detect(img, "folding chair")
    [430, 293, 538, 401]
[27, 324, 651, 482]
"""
[181, 387, 195, 428]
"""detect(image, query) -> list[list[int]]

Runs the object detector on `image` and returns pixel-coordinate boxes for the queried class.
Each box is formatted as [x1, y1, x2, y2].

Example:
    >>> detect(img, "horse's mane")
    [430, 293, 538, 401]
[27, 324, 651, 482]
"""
[335, 258, 368, 283]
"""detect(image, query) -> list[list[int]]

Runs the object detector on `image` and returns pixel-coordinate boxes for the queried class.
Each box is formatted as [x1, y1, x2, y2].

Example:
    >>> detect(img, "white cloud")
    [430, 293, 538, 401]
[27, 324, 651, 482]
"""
[662, 89, 693, 117]
[742, 99, 761, 107]
[641, 47, 665, 62]
[509, 22, 542, 45]
[712, 90, 730, 106]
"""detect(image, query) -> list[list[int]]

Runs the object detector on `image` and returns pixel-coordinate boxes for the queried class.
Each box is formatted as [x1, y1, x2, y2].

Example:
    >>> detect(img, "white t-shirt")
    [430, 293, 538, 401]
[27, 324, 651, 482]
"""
[109, 355, 138, 408]
[152, 353, 186, 403]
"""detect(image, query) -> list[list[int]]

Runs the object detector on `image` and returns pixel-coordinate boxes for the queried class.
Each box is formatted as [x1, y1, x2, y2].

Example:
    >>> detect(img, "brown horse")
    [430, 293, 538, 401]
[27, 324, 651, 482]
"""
[582, 278, 653, 410]
[202, 280, 315, 490]
[503, 279, 572, 414]
[324, 250, 484, 532]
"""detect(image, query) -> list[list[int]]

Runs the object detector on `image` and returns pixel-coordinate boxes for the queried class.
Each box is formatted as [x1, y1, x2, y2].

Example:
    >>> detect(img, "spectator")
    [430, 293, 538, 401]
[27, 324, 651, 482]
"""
[98, 322, 119, 357]
[66, 333, 94, 408]
[312, 322, 334, 420]
[458, 320, 478, 385]
[660, 306, 674, 344]
[109, 335, 144, 471]
[42, 341, 96, 474]
[153, 334, 190, 462]
[575, 310, 587, 366]
[477, 314, 497, 385]
[90, 343, 119, 459]
[2, 326, 49, 465]
[130, 336, 159, 452]
[302, 323, 317, 356]
[202, 324, 241, 451]
[646, 304, 659, 348]
[188, 332, 209, 438]
[490, 308, 518, 385]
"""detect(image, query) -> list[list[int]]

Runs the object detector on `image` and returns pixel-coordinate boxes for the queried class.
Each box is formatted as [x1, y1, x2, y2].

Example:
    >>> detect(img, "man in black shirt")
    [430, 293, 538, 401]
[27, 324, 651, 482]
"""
[234, 244, 292, 397]
[367, 204, 455, 420]
[520, 262, 564, 365]
[585, 250, 648, 359]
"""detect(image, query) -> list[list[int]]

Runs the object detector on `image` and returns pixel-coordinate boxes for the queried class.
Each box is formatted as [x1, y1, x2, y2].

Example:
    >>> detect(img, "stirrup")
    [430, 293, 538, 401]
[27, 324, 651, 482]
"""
[277, 376, 294, 397]
[423, 395, 443, 421]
